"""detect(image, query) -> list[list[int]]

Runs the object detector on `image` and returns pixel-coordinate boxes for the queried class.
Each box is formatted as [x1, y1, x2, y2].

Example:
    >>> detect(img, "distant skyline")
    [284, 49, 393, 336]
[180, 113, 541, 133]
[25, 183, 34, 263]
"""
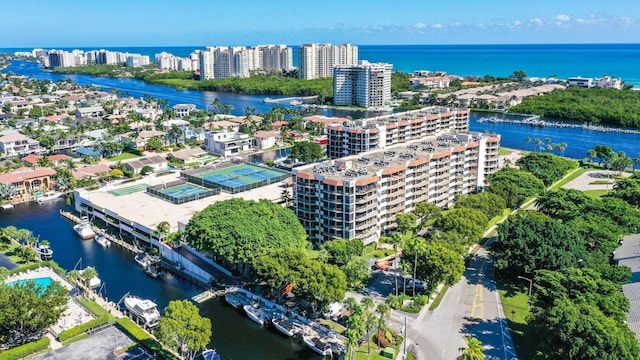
[2, 0, 640, 47]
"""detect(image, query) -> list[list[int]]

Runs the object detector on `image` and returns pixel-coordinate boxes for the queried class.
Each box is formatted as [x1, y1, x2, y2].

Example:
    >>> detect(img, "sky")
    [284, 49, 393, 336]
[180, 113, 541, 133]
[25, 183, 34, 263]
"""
[1, 0, 639, 47]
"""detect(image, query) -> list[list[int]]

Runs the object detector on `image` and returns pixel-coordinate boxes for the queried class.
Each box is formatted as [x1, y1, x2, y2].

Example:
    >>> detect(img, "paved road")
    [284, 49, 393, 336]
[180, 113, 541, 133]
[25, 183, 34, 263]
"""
[406, 247, 517, 360]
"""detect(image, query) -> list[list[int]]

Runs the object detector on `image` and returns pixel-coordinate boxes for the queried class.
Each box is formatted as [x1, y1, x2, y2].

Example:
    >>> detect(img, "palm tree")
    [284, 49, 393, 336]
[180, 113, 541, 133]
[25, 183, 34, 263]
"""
[156, 221, 171, 241]
[557, 142, 568, 157]
[360, 297, 375, 354]
[459, 336, 485, 360]
[81, 266, 98, 285]
[524, 137, 531, 150]
[632, 153, 640, 172]
[64, 158, 77, 171]
[0, 183, 17, 201]
[280, 189, 292, 207]
[37, 156, 53, 168]
[533, 138, 542, 152]
[587, 149, 597, 166]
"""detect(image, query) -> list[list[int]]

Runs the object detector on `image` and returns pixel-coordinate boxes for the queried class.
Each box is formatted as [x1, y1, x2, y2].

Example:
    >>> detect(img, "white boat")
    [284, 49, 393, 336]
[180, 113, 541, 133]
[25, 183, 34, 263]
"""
[135, 252, 150, 268]
[145, 262, 165, 279]
[37, 244, 53, 260]
[243, 303, 269, 326]
[73, 217, 96, 240]
[200, 349, 221, 360]
[123, 294, 160, 327]
[271, 317, 300, 337]
[37, 191, 63, 203]
[1, 203, 14, 210]
[303, 335, 332, 356]
[78, 268, 101, 288]
[94, 234, 111, 248]
[224, 287, 252, 309]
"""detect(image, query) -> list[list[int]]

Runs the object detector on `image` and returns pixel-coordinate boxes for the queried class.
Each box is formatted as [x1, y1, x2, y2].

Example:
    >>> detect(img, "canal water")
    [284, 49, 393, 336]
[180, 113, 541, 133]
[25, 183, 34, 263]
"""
[0, 201, 316, 360]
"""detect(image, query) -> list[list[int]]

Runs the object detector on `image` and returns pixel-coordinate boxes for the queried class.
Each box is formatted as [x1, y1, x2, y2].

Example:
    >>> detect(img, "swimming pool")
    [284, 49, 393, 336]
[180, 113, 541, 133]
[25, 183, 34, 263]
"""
[6, 277, 56, 295]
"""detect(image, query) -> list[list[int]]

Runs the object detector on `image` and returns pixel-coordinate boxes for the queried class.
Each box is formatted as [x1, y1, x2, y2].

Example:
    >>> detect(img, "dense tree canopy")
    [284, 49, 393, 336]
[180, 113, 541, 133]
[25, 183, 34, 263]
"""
[486, 167, 545, 208]
[156, 300, 212, 360]
[184, 199, 307, 274]
[322, 238, 364, 267]
[402, 238, 465, 289]
[516, 152, 577, 186]
[492, 212, 587, 274]
[288, 141, 324, 163]
[252, 249, 347, 307]
[455, 192, 506, 219]
[433, 207, 488, 245]
[609, 173, 640, 207]
[0, 280, 68, 346]
[510, 87, 640, 128]
[529, 268, 639, 360]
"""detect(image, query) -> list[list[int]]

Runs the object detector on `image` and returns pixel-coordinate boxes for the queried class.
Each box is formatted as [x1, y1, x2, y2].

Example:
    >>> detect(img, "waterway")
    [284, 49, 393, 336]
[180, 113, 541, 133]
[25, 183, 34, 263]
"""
[2, 60, 383, 119]
[0, 201, 316, 360]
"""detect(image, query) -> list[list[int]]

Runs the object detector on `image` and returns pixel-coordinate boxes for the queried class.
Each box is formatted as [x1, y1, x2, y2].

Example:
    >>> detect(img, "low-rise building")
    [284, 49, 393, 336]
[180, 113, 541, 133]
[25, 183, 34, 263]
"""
[293, 132, 500, 245]
[124, 155, 168, 174]
[172, 104, 197, 118]
[204, 131, 253, 157]
[0, 167, 56, 200]
[0, 132, 41, 157]
[167, 148, 209, 164]
[595, 75, 623, 89]
[567, 76, 593, 88]
[75, 106, 104, 119]
[253, 130, 279, 150]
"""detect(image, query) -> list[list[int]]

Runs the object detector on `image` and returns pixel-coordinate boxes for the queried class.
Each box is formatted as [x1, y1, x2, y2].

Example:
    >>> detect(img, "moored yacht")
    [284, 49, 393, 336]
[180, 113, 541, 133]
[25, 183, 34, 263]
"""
[37, 244, 53, 260]
[123, 294, 161, 327]
[302, 335, 332, 356]
[271, 316, 300, 337]
[94, 234, 111, 248]
[37, 191, 63, 203]
[73, 216, 96, 240]
[243, 303, 269, 326]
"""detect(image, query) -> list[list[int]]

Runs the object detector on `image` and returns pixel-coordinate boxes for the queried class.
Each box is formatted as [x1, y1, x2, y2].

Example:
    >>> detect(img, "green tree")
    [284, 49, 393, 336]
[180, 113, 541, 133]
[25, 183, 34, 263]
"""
[0, 183, 17, 201]
[80, 266, 98, 285]
[155, 300, 212, 360]
[322, 238, 364, 267]
[459, 336, 486, 360]
[413, 202, 441, 226]
[516, 152, 577, 186]
[156, 221, 171, 240]
[487, 167, 545, 208]
[395, 213, 417, 234]
[140, 165, 154, 175]
[0, 279, 68, 346]
[345, 311, 366, 360]
[288, 141, 324, 163]
[343, 257, 371, 289]
[432, 207, 488, 245]
[402, 238, 464, 289]
[455, 192, 506, 218]
[184, 199, 307, 275]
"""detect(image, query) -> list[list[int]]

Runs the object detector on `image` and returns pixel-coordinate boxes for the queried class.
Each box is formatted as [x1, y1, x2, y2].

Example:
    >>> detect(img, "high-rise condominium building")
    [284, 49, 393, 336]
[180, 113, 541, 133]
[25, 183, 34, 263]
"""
[198, 44, 293, 80]
[326, 107, 470, 159]
[333, 60, 392, 108]
[293, 131, 500, 245]
[298, 43, 358, 80]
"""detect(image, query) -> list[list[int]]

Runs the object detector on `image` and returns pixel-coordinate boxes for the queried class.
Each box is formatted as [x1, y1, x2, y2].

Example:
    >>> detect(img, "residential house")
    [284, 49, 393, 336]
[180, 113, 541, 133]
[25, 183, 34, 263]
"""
[288, 130, 309, 142]
[9, 100, 33, 113]
[23, 154, 72, 167]
[204, 131, 253, 157]
[0, 132, 41, 157]
[167, 148, 208, 164]
[567, 77, 593, 88]
[253, 130, 279, 150]
[72, 164, 111, 180]
[75, 106, 105, 119]
[204, 120, 240, 133]
[124, 130, 167, 149]
[123, 155, 168, 174]
[172, 103, 197, 118]
[0, 167, 56, 200]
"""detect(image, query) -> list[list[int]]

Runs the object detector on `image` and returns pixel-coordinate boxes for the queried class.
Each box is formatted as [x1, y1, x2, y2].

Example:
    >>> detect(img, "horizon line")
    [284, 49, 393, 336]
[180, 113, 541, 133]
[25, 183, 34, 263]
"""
[2, 42, 640, 50]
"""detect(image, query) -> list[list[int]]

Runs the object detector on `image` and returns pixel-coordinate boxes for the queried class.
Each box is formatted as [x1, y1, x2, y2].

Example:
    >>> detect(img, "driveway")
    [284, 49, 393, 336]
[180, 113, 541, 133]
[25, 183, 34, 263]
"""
[562, 169, 630, 191]
[34, 326, 134, 360]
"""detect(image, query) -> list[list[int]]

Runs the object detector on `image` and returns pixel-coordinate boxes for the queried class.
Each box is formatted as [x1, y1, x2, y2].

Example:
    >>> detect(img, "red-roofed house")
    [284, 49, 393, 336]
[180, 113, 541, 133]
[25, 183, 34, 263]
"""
[72, 164, 111, 180]
[0, 168, 56, 201]
[23, 154, 73, 167]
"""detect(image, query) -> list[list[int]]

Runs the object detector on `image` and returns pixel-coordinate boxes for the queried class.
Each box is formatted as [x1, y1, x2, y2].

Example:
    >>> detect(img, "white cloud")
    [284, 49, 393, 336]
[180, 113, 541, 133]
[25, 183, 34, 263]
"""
[514, 20, 522, 26]
[530, 18, 544, 26]
[555, 14, 570, 22]
[414, 22, 427, 29]
[431, 23, 443, 29]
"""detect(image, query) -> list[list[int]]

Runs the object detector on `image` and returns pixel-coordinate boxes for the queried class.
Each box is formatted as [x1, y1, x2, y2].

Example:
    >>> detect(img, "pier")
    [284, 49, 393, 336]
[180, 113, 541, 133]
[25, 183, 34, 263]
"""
[263, 95, 318, 104]
[60, 210, 138, 253]
[476, 116, 640, 135]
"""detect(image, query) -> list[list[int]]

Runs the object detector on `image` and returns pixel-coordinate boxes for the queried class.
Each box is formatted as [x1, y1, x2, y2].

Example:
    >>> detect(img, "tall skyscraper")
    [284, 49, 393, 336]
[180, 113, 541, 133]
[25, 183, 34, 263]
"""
[333, 61, 392, 108]
[298, 43, 358, 80]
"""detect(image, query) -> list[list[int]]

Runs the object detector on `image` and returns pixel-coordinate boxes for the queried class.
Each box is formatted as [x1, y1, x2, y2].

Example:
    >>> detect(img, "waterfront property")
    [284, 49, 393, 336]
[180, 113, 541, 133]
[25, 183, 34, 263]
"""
[0, 167, 56, 202]
[73, 168, 287, 243]
[147, 180, 220, 204]
[333, 60, 392, 108]
[293, 131, 500, 244]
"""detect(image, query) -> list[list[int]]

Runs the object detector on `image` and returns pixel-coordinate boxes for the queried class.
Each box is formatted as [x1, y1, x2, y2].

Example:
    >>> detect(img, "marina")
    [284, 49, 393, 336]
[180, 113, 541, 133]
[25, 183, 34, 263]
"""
[73, 216, 96, 240]
[476, 115, 640, 134]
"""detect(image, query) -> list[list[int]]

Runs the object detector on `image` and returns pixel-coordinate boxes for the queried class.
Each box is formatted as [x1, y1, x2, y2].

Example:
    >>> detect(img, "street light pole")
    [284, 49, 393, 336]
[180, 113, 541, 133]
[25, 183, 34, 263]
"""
[518, 276, 533, 297]
[403, 315, 407, 360]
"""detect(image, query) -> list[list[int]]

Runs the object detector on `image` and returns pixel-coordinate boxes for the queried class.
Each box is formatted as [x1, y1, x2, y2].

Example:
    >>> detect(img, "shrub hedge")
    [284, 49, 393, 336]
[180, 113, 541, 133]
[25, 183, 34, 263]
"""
[115, 318, 179, 360]
[58, 314, 110, 342]
[0, 337, 50, 360]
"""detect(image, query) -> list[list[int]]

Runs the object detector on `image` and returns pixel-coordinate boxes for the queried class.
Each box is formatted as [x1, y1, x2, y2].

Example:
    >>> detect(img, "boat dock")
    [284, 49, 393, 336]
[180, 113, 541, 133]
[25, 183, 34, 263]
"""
[263, 95, 318, 104]
[477, 115, 640, 134]
[191, 289, 225, 303]
[60, 210, 138, 253]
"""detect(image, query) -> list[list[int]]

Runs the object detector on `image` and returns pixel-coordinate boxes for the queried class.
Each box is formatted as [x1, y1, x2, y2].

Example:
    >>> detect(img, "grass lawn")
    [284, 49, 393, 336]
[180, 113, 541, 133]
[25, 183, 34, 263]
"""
[317, 318, 346, 335]
[496, 274, 538, 359]
[584, 189, 610, 198]
[588, 180, 613, 185]
[498, 147, 512, 156]
[487, 208, 510, 229]
[354, 337, 402, 360]
[428, 285, 448, 311]
[108, 152, 140, 161]
[549, 167, 587, 191]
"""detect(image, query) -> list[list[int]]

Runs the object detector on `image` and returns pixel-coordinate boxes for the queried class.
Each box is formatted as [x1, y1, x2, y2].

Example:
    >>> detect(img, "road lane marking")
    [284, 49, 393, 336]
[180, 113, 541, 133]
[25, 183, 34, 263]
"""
[470, 257, 487, 319]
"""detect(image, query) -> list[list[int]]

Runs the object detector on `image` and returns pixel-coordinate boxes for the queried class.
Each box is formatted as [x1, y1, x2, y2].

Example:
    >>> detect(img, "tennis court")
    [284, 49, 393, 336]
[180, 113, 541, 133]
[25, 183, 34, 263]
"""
[147, 180, 220, 204]
[108, 184, 147, 196]
[182, 163, 289, 193]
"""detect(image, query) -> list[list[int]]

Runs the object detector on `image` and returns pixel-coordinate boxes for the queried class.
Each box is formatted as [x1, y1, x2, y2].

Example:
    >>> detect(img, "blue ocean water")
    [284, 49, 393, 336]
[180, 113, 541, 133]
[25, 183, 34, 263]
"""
[3, 44, 640, 85]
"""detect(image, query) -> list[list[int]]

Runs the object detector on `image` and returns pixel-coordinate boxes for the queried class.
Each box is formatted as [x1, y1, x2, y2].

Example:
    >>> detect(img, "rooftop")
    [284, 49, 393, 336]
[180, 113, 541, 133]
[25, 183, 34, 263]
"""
[78, 171, 287, 232]
[0, 167, 56, 184]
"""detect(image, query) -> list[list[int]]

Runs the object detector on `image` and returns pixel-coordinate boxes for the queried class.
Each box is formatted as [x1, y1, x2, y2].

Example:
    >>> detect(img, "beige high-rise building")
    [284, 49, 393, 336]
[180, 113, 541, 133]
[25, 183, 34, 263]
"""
[333, 60, 392, 108]
[298, 43, 358, 80]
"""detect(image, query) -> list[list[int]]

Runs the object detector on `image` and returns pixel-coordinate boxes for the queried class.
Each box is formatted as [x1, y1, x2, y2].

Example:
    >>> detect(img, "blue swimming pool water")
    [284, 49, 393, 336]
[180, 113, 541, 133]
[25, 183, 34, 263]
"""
[6, 277, 55, 295]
